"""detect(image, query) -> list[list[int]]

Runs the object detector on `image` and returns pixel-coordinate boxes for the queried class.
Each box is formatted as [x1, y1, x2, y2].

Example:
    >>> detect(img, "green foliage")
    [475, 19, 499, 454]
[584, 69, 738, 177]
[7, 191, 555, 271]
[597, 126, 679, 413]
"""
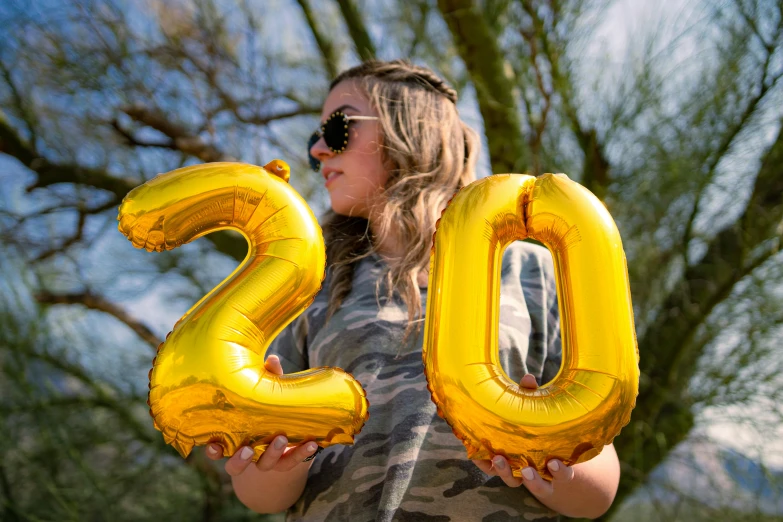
[0, 250, 282, 521]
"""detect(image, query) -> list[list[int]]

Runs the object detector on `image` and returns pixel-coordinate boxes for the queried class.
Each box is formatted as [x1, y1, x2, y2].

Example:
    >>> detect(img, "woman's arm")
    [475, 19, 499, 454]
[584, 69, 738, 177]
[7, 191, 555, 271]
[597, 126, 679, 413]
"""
[472, 374, 621, 519]
[486, 443, 620, 519]
[474, 441, 620, 520]
[206, 355, 318, 514]
[227, 446, 315, 514]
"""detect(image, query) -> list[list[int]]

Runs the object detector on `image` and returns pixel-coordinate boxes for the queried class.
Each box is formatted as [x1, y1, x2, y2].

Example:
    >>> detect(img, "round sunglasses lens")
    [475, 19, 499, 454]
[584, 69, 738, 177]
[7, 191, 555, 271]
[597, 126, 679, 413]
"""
[307, 132, 321, 171]
[322, 113, 349, 153]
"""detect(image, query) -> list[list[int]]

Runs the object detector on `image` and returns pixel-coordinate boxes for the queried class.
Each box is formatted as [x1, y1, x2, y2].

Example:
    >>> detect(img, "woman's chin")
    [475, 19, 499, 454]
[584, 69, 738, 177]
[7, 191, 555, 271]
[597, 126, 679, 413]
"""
[330, 202, 368, 219]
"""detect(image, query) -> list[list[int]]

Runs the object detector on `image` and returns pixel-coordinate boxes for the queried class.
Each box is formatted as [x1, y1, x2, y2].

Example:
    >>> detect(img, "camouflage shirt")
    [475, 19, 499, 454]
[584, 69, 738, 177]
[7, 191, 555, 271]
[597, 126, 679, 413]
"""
[267, 241, 562, 522]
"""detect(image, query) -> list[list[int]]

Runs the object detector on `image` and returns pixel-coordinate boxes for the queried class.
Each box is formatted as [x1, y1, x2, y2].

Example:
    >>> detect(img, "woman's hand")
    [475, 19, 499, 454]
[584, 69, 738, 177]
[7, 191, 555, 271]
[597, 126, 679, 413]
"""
[204, 355, 321, 476]
[471, 373, 575, 496]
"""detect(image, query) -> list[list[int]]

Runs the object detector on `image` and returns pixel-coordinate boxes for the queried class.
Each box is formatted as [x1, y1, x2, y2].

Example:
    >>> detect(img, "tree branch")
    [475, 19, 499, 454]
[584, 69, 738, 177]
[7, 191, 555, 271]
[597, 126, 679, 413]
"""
[0, 395, 149, 417]
[732, 0, 774, 52]
[295, 0, 340, 78]
[404, 2, 431, 58]
[614, 121, 783, 503]
[158, 42, 320, 130]
[32, 209, 86, 262]
[682, 41, 783, 259]
[0, 58, 38, 152]
[111, 119, 176, 149]
[520, 1, 610, 196]
[518, 26, 551, 176]
[35, 291, 160, 351]
[0, 113, 134, 197]
[1, 115, 248, 261]
[437, 0, 528, 173]
[22, 348, 158, 446]
[122, 103, 230, 162]
[335, 0, 377, 62]
[234, 105, 321, 126]
[0, 463, 20, 522]
[0, 110, 38, 169]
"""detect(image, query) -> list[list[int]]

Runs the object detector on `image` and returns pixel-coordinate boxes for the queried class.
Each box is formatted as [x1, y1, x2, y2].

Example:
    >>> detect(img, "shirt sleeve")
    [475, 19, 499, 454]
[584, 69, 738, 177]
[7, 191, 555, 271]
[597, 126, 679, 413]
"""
[265, 313, 310, 374]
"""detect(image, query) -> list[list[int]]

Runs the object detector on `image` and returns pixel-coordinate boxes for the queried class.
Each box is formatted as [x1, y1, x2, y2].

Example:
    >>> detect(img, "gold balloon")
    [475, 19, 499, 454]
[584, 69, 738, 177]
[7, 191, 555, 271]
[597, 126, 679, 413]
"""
[117, 161, 369, 461]
[423, 173, 638, 480]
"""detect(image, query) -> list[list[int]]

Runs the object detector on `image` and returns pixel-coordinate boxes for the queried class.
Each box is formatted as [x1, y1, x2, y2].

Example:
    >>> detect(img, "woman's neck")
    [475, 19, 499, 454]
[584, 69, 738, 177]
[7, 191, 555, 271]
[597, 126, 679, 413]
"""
[369, 220, 429, 288]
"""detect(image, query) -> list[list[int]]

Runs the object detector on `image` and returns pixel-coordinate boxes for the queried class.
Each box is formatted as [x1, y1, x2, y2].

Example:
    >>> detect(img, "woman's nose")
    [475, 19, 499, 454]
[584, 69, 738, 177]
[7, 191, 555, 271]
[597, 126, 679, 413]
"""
[309, 135, 334, 161]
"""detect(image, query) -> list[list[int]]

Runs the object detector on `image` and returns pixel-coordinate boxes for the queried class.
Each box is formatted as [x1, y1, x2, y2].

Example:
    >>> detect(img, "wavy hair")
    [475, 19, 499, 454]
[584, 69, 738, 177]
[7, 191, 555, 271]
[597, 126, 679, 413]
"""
[322, 59, 480, 341]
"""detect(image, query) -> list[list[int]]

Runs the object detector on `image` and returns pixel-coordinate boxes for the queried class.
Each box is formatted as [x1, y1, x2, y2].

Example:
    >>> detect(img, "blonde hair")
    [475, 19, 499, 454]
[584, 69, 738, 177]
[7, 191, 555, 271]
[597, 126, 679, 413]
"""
[322, 59, 480, 341]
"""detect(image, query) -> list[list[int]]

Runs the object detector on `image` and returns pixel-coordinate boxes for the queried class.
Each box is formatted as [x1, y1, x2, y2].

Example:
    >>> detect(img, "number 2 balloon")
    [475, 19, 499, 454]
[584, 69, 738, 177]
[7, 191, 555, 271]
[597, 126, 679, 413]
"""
[117, 161, 369, 461]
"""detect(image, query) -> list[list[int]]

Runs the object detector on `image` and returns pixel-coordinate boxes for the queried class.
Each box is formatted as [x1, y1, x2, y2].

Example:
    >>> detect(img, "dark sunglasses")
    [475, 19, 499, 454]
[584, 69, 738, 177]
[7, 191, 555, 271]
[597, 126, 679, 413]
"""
[307, 111, 379, 171]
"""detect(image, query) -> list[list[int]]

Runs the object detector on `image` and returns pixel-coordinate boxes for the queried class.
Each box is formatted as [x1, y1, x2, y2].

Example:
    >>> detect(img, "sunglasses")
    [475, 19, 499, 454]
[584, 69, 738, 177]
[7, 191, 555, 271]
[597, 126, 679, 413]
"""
[307, 110, 379, 172]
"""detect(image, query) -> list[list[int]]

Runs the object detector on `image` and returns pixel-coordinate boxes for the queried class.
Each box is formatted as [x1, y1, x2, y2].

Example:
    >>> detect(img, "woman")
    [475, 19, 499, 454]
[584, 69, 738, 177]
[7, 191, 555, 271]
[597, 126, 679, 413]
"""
[207, 59, 620, 521]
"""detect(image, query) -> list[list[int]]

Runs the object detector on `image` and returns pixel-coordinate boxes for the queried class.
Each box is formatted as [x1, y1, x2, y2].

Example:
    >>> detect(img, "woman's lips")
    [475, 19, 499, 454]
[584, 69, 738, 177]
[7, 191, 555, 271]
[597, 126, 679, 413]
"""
[324, 171, 342, 187]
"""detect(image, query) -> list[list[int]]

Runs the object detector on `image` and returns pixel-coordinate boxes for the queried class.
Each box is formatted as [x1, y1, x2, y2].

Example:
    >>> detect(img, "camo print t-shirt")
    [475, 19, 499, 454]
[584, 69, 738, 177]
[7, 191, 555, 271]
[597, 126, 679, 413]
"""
[267, 241, 562, 522]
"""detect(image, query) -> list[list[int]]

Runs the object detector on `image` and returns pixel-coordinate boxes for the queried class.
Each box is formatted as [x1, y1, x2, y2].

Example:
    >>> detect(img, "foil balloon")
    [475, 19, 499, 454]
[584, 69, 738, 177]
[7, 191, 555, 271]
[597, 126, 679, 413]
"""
[423, 173, 638, 480]
[118, 161, 369, 461]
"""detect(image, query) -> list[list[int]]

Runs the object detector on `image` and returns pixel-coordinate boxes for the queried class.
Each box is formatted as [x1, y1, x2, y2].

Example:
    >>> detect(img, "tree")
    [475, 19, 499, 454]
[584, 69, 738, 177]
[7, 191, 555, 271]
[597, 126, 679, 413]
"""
[0, 0, 781, 520]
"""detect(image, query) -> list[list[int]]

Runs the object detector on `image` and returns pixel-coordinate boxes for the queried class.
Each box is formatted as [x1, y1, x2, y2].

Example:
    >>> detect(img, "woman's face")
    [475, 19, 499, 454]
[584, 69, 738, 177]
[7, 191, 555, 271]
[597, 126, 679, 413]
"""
[309, 79, 388, 219]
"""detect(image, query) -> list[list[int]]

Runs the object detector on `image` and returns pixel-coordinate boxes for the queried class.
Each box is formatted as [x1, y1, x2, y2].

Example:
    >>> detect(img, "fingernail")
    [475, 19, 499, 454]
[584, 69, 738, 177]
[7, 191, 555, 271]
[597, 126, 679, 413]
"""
[522, 467, 535, 480]
[547, 460, 560, 472]
[240, 447, 254, 460]
[274, 437, 287, 450]
[303, 446, 322, 462]
[207, 445, 218, 455]
[493, 457, 506, 470]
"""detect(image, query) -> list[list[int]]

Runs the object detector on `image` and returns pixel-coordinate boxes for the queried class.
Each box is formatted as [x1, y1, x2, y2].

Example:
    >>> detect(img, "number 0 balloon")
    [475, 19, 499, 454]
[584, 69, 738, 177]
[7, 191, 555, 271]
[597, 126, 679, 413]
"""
[118, 161, 369, 460]
[423, 173, 639, 479]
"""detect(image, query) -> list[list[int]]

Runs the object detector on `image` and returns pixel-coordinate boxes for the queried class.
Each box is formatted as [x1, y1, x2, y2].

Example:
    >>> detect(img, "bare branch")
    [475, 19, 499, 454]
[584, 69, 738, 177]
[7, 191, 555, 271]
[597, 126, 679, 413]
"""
[0, 112, 134, 197]
[682, 41, 783, 259]
[0, 57, 38, 150]
[0, 198, 117, 228]
[0, 463, 19, 521]
[1, 114, 248, 261]
[150, 43, 320, 130]
[404, 2, 431, 58]
[0, 395, 149, 417]
[19, 348, 157, 445]
[33, 210, 86, 262]
[27, 161, 133, 198]
[3, 198, 117, 262]
[0, 109, 38, 168]
[295, 0, 340, 78]
[234, 105, 321, 126]
[121, 103, 230, 162]
[519, 1, 610, 196]
[437, 0, 528, 173]
[335, 0, 377, 61]
[111, 119, 173, 149]
[35, 291, 160, 351]
[615, 122, 783, 502]
[732, 0, 774, 52]
[518, 26, 552, 176]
